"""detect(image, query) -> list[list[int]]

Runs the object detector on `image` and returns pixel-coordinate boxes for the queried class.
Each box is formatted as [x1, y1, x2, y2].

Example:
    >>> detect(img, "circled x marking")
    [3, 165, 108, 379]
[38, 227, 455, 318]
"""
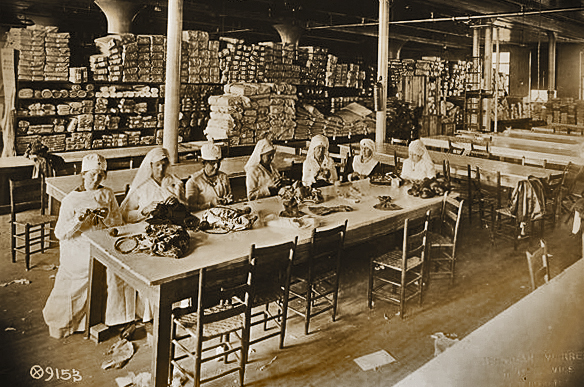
[30, 365, 44, 379]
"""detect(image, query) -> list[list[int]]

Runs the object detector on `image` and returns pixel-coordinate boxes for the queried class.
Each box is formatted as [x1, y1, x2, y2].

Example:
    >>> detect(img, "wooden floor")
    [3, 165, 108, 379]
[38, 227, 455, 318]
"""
[0, 208, 582, 387]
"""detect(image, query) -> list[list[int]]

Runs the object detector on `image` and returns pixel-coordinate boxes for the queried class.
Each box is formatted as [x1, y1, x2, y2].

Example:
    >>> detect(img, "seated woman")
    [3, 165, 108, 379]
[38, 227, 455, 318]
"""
[186, 142, 232, 210]
[43, 154, 134, 338]
[348, 138, 383, 181]
[120, 147, 182, 223]
[302, 134, 338, 187]
[245, 138, 284, 200]
[401, 139, 436, 182]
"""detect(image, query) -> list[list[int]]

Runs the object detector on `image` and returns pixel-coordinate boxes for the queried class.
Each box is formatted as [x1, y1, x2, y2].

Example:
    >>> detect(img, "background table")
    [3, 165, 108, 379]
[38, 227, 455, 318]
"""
[45, 152, 305, 213]
[84, 180, 447, 387]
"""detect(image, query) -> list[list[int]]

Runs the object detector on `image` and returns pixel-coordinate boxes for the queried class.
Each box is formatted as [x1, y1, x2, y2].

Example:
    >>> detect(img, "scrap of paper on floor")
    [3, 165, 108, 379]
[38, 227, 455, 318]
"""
[354, 350, 396, 371]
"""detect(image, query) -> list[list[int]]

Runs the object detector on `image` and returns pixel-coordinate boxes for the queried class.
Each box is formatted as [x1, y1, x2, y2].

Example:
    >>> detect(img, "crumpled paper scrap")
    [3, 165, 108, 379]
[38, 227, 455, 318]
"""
[115, 371, 151, 387]
[0, 279, 31, 287]
[431, 332, 459, 357]
[102, 339, 134, 370]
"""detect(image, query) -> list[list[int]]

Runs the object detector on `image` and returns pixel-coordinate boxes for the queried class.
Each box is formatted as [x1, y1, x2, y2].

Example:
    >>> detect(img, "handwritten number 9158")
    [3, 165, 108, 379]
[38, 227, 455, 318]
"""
[29, 365, 82, 382]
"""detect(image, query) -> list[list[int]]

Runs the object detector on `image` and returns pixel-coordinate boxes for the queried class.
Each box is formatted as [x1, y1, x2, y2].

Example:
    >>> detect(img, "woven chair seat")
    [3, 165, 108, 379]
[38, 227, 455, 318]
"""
[373, 249, 422, 270]
[14, 213, 57, 227]
[428, 231, 452, 246]
[177, 304, 244, 338]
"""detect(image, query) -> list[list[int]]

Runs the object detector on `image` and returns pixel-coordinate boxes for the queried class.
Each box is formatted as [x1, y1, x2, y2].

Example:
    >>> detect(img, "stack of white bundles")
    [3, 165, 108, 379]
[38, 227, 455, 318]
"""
[45, 30, 70, 81]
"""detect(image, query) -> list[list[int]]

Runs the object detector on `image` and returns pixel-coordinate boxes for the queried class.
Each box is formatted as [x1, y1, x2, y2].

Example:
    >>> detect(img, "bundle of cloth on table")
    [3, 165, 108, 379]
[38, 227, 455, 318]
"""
[407, 176, 451, 198]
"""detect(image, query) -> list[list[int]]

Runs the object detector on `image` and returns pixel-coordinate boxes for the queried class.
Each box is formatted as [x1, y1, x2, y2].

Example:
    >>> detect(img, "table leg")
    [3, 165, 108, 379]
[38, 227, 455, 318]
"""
[86, 255, 107, 339]
[152, 284, 172, 387]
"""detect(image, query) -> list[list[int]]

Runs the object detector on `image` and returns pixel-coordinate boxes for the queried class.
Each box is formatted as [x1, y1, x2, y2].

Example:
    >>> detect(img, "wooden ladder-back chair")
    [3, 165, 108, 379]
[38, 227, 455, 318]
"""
[543, 170, 567, 230]
[525, 240, 551, 291]
[249, 237, 297, 350]
[448, 139, 467, 155]
[288, 220, 347, 335]
[428, 196, 465, 285]
[469, 142, 491, 159]
[561, 162, 584, 214]
[170, 260, 253, 387]
[9, 177, 58, 270]
[463, 165, 500, 227]
[368, 210, 430, 319]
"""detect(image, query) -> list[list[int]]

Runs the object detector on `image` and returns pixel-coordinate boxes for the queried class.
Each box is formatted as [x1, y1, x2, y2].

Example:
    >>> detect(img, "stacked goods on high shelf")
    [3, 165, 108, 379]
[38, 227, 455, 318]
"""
[295, 102, 374, 140]
[296, 46, 328, 86]
[15, 84, 95, 154]
[443, 61, 470, 97]
[7, 25, 70, 81]
[181, 31, 221, 84]
[218, 38, 266, 83]
[544, 98, 578, 125]
[204, 82, 297, 145]
[179, 84, 223, 142]
[90, 34, 166, 83]
[260, 42, 301, 85]
[325, 54, 365, 88]
[91, 84, 162, 149]
[577, 101, 584, 126]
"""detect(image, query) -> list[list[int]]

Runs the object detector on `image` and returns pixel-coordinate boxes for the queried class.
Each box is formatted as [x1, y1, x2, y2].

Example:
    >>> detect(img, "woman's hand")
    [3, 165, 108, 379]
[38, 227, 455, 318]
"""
[140, 201, 160, 216]
[348, 172, 361, 182]
[316, 169, 331, 181]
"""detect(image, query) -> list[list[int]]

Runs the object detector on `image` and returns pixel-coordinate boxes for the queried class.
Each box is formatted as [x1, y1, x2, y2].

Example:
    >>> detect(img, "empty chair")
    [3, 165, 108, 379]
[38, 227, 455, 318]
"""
[288, 220, 347, 335]
[542, 170, 567, 230]
[469, 142, 491, 159]
[560, 162, 584, 214]
[249, 237, 297, 349]
[461, 165, 500, 226]
[170, 261, 252, 387]
[428, 196, 464, 284]
[368, 210, 430, 319]
[9, 177, 58, 270]
[448, 139, 467, 155]
[525, 240, 551, 291]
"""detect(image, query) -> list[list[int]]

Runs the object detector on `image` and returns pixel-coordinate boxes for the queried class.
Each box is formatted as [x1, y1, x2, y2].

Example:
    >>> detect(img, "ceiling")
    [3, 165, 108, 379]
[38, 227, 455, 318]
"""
[2, 0, 584, 62]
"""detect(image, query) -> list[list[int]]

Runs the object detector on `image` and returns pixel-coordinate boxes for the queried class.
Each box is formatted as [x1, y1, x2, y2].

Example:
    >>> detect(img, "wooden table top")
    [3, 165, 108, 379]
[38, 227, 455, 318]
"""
[394, 256, 584, 387]
[83, 179, 446, 286]
[46, 152, 305, 202]
[340, 142, 559, 188]
[0, 156, 34, 171]
[421, 136, 584, 165]
[503, 128, 584, 144]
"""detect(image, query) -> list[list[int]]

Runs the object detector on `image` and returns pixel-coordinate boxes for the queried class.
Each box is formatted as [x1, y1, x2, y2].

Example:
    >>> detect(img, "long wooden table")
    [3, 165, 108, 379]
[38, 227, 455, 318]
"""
[83, 180, 448, 387]
[45, 152, 305, 213]
[340, 143, 559, 189]
[420, 135, 584, 166]
[394, 256, 584, 387]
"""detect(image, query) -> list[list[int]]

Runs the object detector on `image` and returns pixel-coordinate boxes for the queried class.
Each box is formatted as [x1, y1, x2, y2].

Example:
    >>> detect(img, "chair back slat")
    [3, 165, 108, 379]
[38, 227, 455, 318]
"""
[199, 260, 251, 312]
[9, 178, 43, 218]
[403, 212, 430, 267]
[308, 220, 347, 279]
[250, 238, 297, 302]
[526, 240, 551, 291]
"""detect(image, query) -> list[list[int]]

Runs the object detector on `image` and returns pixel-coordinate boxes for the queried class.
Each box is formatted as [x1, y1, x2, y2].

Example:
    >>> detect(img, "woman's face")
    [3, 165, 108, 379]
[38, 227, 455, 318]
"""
[83, 170, 105, 191]
[151, 158, 169, 184]
[411, 153, 422, 163]
[260, 150, 275, 166]
[361, 146, 373, 159]
[314, 145, 325, 162]
[204, 160, 221, 177]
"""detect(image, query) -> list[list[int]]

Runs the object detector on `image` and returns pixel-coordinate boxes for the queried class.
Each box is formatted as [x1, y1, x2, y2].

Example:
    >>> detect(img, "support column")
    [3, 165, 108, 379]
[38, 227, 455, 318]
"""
[548, 31, 557, 100]
[376, 0, 391, 150]
[94, 0, 140, 34]
[162, 0, 183, 164]
[472, 27, 480, 88]
[273, 23, 303, 47]
[494, 27, 500, 133]
[483, 24, 493, 131]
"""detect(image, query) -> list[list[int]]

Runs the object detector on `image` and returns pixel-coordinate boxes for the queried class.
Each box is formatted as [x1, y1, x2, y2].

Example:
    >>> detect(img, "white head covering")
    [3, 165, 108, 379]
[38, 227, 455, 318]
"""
[353, 138, 378, 176]
[307, 134, 329, 162]
[201, 142, 222, 161]
[359, 138, 376, 163]
[127, 147, 169, 195]
[81, 153, 107, 173]
[245, 138, 275, 172]
[409, 139, 433, 165]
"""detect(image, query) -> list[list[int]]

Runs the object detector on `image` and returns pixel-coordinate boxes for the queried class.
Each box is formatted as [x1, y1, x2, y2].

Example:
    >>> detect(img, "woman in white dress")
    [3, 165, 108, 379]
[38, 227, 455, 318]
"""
[401, 139, 436, 182]
[245, 138, 284, 200]
[120, 147, 181, 223]
[302, 134, 338, 187]
[348, 138, 382, 181]
[43, 154, 134, 338]
[186, 142, 232, 210]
